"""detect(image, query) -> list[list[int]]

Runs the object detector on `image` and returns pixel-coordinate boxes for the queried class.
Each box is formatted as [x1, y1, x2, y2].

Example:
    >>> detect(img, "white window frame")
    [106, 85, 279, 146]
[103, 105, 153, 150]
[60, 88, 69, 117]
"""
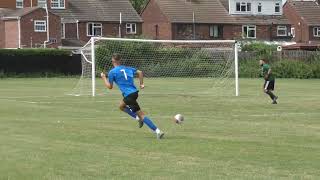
[236, 2, 251, 12]
[87, 22, 102, 37]
[291, 27, 295, 38]
[126, 23, 137, 34]
[242, 25, 256, 39]
[51, 0, 65, 9]
[34, 20, 47, 32]
[38, 0, 47, 7]
[277, 26, 287, 37]
[16, 0, 23, 8]
[209, 25, 219, 38]
[314, 27, 320, 37]
[275, 2, 281, 13]
[61, 23, 65, 39]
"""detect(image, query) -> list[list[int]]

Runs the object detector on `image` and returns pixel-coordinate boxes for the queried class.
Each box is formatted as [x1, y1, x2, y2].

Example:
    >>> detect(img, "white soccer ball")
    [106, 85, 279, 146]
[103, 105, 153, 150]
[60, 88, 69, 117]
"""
[174, 114, 184, 124]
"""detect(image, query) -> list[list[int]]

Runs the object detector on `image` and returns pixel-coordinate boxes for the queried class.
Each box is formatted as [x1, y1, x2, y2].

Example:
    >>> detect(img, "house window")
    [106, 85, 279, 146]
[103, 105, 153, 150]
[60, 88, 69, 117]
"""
[209, 25, 222, 38]
[51, 0, 65, 9]
[242, 25, 256, 38]
[236, 2, 251, 12]
[277, 26, 287, 36]
[87, 23, 102, 36]
[16, 0, 23, 8]
[236, 2, 240, 11]
[126, 23, 137, 34]
[275, 2, 280, 13]
[258, 3, 262, 13]
[241, 2, 246, 11]
[61, 23, 65, 39]
[38, 0, 47, 7]
[247, 3, 251, 11]
[314, 27, 320, 37]
[34, 20, 47, 32]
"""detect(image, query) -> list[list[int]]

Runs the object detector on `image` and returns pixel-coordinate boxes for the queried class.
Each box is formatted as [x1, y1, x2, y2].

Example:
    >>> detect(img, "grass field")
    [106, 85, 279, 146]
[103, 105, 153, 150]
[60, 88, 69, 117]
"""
[0, 78, 320, 180]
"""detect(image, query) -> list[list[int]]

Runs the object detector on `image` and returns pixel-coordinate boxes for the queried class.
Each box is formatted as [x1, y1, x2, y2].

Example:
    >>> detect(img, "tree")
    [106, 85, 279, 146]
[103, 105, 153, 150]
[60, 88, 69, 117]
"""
[130, 0, 148, 13]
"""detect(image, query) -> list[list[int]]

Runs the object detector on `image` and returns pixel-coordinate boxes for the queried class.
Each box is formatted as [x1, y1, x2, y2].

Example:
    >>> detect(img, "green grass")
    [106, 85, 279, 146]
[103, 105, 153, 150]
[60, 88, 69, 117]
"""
[0, 78, 320, 180]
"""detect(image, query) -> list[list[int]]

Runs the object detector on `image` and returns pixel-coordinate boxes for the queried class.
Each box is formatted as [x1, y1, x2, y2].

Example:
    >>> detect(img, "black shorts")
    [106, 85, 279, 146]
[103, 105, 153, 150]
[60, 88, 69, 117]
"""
[123, 91, 140, 113]
[264, 80, 275, 91]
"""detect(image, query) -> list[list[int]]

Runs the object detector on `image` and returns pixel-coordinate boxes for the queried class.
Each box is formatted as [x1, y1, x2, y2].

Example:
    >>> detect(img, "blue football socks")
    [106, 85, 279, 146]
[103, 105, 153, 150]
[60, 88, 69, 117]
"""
[143, 116, 157, 131]
[124, 107, 137, 120]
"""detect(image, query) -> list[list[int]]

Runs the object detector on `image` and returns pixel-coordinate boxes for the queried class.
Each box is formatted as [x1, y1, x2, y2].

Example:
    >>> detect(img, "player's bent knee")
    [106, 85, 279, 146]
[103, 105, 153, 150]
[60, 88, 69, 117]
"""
[136, 111, 145, 120]
[119, 106, 125, 111]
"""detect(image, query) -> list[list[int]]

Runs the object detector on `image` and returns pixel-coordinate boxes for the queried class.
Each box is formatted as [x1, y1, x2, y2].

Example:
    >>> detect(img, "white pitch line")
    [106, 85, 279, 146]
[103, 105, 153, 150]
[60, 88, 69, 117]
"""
[249, 112, 320, 117]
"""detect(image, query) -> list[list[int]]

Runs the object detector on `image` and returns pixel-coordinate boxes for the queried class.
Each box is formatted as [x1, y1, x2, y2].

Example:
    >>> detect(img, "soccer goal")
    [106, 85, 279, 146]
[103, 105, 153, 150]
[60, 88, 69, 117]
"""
[71, 37, 239, 97]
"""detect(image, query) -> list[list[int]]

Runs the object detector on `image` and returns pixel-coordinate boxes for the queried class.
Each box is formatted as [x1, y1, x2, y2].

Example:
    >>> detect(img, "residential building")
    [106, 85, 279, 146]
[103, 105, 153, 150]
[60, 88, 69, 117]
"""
[0, 0, 142, 48]
[141, 0, 292, 41]
[284, 0, 320, 44]
[50, 0, 143, 46]
[0, 1, 61, 48]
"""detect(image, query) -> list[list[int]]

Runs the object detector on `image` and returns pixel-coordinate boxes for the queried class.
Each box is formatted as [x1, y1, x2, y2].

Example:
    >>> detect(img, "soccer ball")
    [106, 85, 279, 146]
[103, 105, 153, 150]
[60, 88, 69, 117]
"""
[174, 114, 184, 124]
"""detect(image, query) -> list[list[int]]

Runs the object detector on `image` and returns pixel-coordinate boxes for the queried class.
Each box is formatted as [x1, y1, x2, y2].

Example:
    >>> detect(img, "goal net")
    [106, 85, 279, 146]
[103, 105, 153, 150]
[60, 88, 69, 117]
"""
[71, 37, 239, 97]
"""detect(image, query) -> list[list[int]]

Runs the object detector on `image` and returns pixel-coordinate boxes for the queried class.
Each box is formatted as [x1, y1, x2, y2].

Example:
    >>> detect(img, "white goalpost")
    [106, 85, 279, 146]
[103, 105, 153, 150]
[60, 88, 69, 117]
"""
[72, 37, 239, 97]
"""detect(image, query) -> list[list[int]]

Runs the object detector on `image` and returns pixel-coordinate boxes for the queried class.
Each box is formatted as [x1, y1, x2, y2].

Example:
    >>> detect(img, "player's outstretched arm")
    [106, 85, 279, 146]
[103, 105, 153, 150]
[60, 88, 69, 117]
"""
[265, 68, 272, 80]
[137, 70, 144, 89]
[101, 72, 113, 89]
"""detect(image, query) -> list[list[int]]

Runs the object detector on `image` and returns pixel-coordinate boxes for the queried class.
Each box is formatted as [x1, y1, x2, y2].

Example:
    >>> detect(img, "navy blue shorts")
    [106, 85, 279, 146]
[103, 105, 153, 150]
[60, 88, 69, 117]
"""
[123, 92, 141, 112]
[264, 80, 275, 91]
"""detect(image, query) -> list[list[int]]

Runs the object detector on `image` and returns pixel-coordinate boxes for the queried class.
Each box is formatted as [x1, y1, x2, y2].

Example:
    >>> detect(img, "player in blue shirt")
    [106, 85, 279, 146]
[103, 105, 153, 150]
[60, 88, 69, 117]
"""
[100, 53, 164, 139]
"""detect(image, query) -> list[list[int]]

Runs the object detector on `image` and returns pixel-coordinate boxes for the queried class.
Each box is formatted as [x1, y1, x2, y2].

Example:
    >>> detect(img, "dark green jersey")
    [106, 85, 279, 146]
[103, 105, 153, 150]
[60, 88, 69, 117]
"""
[262, 64, 275, 81]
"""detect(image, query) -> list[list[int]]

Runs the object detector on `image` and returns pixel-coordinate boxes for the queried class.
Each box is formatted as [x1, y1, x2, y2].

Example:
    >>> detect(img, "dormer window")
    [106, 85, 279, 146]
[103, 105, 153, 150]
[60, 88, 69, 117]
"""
[258, 3, 262, 13]
[16, 0, 23, 8]
[236, 2, 251, 12]
[51, 0, 65, 9]
[275, 2, 280, 13]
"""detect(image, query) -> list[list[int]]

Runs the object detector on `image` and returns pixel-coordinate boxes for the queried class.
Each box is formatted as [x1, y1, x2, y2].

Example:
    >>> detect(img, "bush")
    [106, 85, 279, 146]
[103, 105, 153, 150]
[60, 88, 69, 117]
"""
[241, 42, 278, 61]
[0, 49, 80, 78]
[0, 48, 71, 56]
[239, 58, 320, 79]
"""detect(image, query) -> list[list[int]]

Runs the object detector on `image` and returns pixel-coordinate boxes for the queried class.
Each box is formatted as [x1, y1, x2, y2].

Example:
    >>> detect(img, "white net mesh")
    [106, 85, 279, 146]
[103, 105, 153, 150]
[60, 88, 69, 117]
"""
[71, 38, 237, 96]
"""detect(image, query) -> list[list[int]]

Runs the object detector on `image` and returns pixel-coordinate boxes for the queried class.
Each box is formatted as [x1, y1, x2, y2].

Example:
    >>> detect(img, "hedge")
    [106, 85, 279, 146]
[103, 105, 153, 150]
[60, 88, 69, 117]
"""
[239, 58, 320, 79]
[239, 42, 320, 79]
[0, 49, 81, 78]
[0, 48, 71, 56]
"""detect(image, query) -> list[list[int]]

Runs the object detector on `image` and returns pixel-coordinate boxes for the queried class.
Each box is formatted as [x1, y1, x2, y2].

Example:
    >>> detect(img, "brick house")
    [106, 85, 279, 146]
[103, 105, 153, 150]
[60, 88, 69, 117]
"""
[50, 0, 143, 46]
[141, 0, 292, 41]
[0, 4, 61, 48]
[0, 0, 142, 48]
[284, 0, 320, 44]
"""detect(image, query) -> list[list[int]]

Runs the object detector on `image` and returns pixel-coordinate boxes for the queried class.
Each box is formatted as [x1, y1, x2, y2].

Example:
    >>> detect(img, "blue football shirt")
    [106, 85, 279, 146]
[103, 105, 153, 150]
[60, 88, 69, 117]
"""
[108, 65, 138, 97]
